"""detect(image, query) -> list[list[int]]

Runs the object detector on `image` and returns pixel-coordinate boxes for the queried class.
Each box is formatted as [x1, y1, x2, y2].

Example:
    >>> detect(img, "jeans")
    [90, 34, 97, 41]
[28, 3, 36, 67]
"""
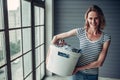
[67, 71, 98, 80]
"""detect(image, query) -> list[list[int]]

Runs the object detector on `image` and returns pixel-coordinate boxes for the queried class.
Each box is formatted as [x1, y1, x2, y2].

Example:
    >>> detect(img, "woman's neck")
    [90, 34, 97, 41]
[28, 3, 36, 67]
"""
[87, 28, 101, 35]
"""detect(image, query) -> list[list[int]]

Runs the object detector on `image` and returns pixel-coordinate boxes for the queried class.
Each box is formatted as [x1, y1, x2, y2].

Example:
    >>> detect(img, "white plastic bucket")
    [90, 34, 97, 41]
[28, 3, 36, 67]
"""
[46, 44, 81, 76]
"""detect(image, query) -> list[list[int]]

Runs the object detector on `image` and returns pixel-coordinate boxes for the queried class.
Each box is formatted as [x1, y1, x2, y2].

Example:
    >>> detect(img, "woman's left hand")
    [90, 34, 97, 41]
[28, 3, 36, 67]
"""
[72, 67, 79, 74]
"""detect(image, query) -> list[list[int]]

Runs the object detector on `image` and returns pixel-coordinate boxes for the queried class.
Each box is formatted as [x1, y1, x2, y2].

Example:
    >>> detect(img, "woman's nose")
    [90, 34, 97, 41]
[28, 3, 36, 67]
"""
[92, 19, 95, 23]
[92, 19, 96, 24]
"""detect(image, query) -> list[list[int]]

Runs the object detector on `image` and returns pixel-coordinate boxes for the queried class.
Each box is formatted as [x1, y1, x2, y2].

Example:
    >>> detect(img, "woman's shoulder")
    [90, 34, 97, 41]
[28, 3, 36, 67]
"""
[77, 27, 85, 30]
[102, 32, 111, 42]
[77, 27, 85, 32]
[76, 27, 85, 36]
[103, 32, 111, 38]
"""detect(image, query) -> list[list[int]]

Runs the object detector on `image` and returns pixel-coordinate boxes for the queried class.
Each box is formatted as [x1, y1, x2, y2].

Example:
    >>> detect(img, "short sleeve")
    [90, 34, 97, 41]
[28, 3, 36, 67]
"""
[76, 27, 85, 38]
[103, 33, 111, 43]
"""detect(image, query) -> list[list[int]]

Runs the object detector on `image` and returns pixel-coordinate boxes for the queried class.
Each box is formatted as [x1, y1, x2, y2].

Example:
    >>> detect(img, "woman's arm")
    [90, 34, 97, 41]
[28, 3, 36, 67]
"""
[51, 29, 77, 44]
[73, 40, 111, 74]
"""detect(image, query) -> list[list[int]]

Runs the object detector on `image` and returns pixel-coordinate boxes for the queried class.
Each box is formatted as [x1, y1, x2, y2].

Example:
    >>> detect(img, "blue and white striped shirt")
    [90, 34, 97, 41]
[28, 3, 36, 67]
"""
[76, 27, 111, 75]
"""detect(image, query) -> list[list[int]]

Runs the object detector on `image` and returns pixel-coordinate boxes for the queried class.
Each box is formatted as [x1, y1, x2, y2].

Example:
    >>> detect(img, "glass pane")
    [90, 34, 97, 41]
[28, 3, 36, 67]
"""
[40, 8, 44, 25]
[22, 0, 31, 27]
[40, 45, 44, 63]
[9, 30, 22, 60]
[35, 7, 44, 25]
[0, 0, 4, 29]
[40, 26, 44, 45]
[11, 57, 23, 80]
[35, 27, 40, 47]
[35, 26, 44, 46]
[0, 32, 6, 66]
[7, 0, 21, 28]
[23, 52, 32, 77]
[35, 6, 40, 25]
[36, 45, 45, 80]
[22, 28, 31, 53]
[35, 47, 41, 67]
[0, 67, 7, 80]
[35, 46, 44, 67]
[40, 63, 45, 79]
[36, 66, 40, 80]
[25, 74, 32, 80]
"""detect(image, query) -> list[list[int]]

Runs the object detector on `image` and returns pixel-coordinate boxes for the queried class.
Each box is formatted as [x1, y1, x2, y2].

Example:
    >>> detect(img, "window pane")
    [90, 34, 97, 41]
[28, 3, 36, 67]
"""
[35, 27, 41, 47]
[22, 28, 31, 53]
[35, 27, 39, 47]
[35, 7, 44, 25]
[35, 46, 44, 67]
[40, 8, 44, 25]
[11, 57, 23, 80]
[35, 6, 40, 25]
[0, 0, 4, 29]
[9, 30, 22, 60]
[0, 67, 7, 80]
[25, 74, 32, 80]
[35, 6, 44, 25]
[40, 63, 45, 79]
[40, 45, 44, 63]
[35, 47, 41, 67]
[36, 66, 40, 80]
[0, 32, 6, 66]
[23, 52, 32, 77]
[40, 26, 44, 45]
[7, 0, 21, 28]
[36, 63, 45, 80]
[35, 26, 44, 45]
[22, 0, 31, 27]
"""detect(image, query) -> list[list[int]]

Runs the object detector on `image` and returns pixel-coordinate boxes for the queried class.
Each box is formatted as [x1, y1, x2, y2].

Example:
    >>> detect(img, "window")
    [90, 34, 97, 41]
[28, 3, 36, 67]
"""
[34, 5, 45, 80]
[0, 0, 45, 80]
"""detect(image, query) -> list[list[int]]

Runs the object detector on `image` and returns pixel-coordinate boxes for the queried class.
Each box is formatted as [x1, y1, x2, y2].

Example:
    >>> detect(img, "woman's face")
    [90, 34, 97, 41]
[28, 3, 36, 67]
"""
[87, 11, 100, 29]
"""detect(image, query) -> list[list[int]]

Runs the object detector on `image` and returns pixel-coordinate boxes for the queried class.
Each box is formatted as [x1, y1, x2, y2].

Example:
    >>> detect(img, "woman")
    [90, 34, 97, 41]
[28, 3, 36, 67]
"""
[51, 5, 111, 80]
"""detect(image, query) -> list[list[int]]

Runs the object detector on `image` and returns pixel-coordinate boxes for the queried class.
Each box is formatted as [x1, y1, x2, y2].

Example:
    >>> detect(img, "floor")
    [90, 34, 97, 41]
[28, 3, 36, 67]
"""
[44, 75, 120, 80]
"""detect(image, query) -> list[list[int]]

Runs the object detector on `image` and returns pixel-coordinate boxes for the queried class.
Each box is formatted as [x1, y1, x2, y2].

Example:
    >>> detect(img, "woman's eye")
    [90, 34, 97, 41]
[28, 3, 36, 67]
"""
[89, 18, 92, 20]
[95, 17, 99, 20]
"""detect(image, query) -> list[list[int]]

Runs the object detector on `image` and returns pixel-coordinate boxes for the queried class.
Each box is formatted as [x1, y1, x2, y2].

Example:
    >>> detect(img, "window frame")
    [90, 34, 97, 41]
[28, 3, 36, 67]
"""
[0, 0, 46, 80]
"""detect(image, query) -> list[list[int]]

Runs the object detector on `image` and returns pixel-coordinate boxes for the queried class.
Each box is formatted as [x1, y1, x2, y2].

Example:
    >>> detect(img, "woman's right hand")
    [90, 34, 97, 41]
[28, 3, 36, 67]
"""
[51, 36, 58, 44]
[51, 36, 66, 46]
[57, 39, 67, 46]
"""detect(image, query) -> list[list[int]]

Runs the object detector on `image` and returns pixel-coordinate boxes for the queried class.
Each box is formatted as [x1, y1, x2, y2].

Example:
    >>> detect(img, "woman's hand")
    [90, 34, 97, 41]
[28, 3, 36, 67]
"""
[72, 67, 80, 74]
[51, 36, 67, 46]
[51, 36, 58, 44]
[57, 39, 67, 46]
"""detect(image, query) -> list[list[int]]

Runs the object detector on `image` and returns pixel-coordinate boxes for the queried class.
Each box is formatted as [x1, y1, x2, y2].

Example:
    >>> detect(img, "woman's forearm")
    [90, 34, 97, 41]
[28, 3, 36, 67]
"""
[73, 61, 101, 74]
[51, 29, 77, 44]
[77, 61, 101, 71]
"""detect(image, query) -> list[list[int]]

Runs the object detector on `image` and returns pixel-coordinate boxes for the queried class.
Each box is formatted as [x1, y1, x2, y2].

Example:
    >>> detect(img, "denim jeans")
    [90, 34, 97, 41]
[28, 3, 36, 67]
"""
[67, 71, 98, 80]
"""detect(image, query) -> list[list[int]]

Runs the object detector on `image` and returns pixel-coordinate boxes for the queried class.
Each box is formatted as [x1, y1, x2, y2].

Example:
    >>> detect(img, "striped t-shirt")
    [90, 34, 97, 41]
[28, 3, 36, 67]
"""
[76, 27, 111, 75]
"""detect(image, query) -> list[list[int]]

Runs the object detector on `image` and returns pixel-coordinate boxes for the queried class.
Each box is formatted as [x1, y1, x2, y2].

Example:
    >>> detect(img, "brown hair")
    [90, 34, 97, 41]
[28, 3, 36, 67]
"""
[84, 5, 106, 30]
